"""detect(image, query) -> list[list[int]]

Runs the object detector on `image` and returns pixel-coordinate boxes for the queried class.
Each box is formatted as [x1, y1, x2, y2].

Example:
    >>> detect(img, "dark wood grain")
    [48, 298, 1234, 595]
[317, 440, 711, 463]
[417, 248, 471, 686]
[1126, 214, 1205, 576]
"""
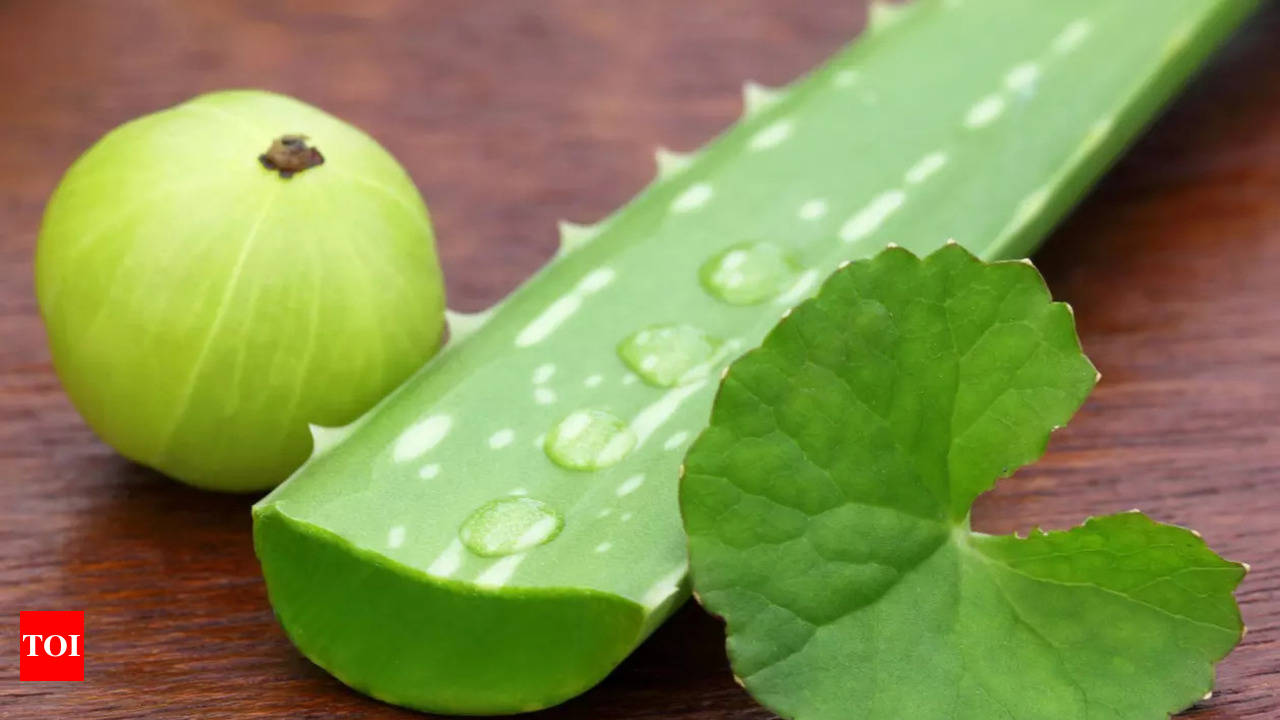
[1, 2, 1278, 718]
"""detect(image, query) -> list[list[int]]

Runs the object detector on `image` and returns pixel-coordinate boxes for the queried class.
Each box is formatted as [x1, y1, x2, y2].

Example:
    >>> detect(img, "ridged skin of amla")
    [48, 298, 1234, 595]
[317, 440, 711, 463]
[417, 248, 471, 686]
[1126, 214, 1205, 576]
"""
[254, 0, 1257, 713]
[36, 90, 445, 491]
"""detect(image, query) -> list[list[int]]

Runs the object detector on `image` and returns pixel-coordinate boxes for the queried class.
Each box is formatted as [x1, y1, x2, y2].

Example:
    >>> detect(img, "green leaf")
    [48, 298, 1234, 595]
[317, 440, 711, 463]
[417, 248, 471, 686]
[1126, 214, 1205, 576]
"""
[681, 244, 1245, 720]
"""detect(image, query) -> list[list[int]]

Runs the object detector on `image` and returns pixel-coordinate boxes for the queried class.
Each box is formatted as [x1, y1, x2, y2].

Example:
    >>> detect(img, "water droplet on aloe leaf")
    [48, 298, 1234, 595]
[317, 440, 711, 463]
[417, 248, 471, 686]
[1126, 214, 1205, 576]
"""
[617, 324, 719, 387]
[699, 242, 798, 305]
[459, 497, 563, 557]
[544, 409, 635, 470]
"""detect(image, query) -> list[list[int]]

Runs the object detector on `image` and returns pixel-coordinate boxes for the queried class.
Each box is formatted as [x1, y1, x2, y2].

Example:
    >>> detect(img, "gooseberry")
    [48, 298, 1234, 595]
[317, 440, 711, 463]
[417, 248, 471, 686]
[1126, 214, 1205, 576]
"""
[36, 90, 446, 492]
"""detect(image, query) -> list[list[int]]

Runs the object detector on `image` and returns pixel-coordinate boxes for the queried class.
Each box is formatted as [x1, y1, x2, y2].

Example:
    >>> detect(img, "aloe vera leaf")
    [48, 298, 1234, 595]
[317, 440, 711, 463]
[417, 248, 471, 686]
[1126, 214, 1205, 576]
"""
[253, 0, 1257, 714]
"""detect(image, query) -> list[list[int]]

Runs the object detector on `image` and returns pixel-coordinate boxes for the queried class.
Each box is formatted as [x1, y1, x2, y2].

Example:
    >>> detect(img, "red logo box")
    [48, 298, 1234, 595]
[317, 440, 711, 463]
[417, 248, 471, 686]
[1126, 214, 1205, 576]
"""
[19, 611, 84, 681]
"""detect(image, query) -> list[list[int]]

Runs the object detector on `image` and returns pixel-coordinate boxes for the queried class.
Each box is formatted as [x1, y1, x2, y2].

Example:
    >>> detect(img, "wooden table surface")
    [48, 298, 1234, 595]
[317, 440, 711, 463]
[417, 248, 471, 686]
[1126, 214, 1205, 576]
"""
[2, 2, 1278, 718]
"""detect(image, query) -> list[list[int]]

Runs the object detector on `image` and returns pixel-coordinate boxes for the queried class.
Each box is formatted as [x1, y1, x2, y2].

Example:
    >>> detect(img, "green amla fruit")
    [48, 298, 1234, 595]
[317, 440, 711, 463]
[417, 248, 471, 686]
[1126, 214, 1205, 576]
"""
[36, 90, 446, 492]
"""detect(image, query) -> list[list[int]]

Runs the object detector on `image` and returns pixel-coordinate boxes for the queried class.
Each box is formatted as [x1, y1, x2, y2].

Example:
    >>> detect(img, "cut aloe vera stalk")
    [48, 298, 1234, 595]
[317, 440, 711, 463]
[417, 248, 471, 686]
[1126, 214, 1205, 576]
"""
[253, 0, 1256, 713]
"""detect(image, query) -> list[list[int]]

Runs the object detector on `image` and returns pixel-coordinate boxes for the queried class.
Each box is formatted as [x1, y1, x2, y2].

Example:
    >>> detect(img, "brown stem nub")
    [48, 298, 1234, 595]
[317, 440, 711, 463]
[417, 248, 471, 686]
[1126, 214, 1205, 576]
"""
[259, 135, 324, 179]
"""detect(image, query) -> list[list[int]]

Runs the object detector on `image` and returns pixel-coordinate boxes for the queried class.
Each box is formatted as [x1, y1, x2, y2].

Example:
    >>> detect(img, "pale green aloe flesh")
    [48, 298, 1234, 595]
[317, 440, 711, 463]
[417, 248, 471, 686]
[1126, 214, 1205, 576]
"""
[253, 0, 1257, 714]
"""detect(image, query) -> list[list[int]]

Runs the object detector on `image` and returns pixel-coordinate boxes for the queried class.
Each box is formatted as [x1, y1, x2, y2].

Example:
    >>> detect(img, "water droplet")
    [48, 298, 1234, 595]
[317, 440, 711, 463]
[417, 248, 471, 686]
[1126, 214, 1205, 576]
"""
[459, 498, 563, 558]
[617, 324, 719, 387]
[700, 242, 798, 305]
[544, 409, 636, 470]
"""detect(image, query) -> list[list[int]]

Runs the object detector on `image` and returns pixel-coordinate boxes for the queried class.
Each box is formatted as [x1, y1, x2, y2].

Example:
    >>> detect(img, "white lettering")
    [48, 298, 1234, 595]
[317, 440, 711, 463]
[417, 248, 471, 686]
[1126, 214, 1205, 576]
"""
[44, 634, 68, 657]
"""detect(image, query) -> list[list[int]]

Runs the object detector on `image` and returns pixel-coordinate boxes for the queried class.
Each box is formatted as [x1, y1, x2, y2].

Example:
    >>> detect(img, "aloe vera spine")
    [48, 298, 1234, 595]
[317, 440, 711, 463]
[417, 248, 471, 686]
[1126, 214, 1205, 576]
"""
[254, 0, 1258, 713]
